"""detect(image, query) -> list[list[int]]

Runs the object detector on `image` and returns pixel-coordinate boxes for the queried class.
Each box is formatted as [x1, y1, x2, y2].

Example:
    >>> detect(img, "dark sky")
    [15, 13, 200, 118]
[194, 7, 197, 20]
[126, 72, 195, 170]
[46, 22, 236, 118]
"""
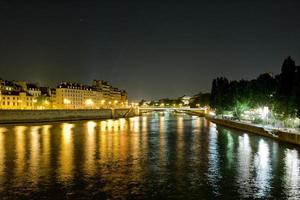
[0, 0, 300, 100]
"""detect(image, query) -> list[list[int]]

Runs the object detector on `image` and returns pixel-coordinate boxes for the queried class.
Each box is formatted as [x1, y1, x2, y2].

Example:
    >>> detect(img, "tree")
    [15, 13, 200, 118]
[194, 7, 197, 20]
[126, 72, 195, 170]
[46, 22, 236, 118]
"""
[276, 56, 297, 117]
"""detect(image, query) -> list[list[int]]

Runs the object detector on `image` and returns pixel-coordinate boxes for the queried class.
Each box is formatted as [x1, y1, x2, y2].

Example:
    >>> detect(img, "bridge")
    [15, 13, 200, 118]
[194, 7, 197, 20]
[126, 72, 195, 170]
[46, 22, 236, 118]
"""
[138, 107, 208, 115]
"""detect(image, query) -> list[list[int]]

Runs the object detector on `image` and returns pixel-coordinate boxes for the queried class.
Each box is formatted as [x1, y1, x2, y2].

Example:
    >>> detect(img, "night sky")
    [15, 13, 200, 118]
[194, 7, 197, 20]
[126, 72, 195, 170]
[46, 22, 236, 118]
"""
[0, 1, 300, 100]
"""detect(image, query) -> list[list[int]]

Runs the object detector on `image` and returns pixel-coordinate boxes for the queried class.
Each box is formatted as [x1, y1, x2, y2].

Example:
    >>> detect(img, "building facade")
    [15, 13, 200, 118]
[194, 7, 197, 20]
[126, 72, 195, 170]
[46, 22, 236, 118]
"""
[0, 79, 128, 110]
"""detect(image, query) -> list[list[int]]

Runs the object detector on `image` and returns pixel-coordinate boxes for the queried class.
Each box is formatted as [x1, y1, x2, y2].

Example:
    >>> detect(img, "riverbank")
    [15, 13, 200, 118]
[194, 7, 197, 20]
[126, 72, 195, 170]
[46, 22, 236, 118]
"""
[207, 116, 300, 146]
[186, 111, 300, 146]
[0, 108, 138, 124]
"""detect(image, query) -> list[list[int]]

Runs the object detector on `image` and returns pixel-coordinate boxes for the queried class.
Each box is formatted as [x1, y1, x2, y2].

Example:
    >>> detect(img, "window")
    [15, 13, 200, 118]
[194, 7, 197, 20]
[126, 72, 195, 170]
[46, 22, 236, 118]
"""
[7, 102, 10, 105]
[2, 102, 4, 105]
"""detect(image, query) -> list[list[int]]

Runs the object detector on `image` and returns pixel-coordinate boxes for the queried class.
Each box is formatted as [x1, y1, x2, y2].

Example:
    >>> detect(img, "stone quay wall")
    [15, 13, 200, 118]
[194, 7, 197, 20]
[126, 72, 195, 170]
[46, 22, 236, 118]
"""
[0, 108, 137, 124]
[207, 116, 300, 146]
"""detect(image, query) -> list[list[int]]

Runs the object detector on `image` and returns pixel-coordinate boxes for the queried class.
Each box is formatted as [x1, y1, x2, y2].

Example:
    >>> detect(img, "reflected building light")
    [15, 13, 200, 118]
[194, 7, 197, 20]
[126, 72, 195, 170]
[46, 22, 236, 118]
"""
[107, 120, 113, 131]
[284, 149, 300, 196]
[14, 126, 26, 178]
[59, 123, 74, 183]
[237, 134, 252, 197]
[142, 116, 147, 132]
[130, 117, 140, 132]
[41, 125, 51, 177]
[226, 132, 234, 168]
[119, 118, 126, 131]
[160, 116, 165, 133]
[87, 121, 96, 134]
[254, 139, 271, 198]
[177, 116, 184, 134]
[113, 120, 119, 131]
[207, 125, 220, 195]
[100, 121, 107, 131]
[99, 127, 108, 163]
[29, 126, 41, 185]
[191, 116, 201, 131]
[0, 128, 7, 182]
[85, 121, 96, 176]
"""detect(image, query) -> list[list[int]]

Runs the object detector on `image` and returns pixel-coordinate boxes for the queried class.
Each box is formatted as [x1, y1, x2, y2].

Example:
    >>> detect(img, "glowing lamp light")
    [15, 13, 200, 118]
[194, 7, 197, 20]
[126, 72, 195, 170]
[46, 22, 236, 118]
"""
[209, 111, 216, 116]
[85, 99, 94, 106]
[259, 106, 269, 119]
[63, 98, 71, 104]
[101, 100, 105, 104]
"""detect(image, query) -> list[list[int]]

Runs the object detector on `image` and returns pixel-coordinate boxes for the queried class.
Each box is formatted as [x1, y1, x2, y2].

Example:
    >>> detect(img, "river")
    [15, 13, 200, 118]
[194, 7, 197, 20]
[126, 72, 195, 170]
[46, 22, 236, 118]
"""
[0, 112, 299, 199]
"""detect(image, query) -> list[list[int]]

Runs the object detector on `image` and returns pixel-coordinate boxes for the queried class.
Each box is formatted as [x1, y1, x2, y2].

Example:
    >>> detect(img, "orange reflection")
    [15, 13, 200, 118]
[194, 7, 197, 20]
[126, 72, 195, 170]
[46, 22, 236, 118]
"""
[176, 116, 184, 165]
[129, 117, 140, 132]
[41, 125, 51, 176]
[142, 116, 147, 132]
[14, 126, 26, 178]
[85, 121, 96, 176]
[59, 123, 74, 183]
[29, 126, 41, 185]
[0, 127, 7, 183]
[159, 116, 167, 165]
[119, 118, 126, 131]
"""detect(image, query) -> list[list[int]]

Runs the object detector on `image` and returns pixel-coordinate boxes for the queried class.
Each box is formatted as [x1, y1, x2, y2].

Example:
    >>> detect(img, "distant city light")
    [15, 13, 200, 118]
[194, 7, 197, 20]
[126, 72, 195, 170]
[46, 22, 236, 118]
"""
[63, 98, 71, 104]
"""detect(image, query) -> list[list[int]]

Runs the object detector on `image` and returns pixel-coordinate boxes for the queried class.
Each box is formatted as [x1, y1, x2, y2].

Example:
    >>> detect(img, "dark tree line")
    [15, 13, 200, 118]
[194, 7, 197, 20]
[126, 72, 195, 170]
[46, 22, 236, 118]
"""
[210, 57, 300, 119]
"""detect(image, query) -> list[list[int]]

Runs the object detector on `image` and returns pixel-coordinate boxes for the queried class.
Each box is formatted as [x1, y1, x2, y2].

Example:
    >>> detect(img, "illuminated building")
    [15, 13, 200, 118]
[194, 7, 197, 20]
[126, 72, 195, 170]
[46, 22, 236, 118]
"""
[0, 91, 34, 109]
[54, 80, 128, 109]
[0, 78, 128, 110]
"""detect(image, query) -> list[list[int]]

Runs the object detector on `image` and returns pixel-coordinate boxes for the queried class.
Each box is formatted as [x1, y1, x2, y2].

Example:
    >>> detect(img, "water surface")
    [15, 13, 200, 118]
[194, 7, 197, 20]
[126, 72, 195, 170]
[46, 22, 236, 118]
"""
[0, 112, 299, 199]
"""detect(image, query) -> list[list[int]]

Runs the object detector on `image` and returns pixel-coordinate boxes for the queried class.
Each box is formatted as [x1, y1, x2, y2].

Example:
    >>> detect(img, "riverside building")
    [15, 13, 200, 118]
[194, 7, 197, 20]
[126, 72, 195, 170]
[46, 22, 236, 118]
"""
[54, 80, 128, 109]
[0, 80, 35, 109]
[0, 78, 128, 110]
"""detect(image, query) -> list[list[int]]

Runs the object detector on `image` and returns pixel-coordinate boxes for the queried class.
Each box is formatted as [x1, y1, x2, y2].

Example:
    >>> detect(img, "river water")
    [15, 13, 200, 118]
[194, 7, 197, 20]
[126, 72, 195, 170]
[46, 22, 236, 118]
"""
[0, 112, 299, 199]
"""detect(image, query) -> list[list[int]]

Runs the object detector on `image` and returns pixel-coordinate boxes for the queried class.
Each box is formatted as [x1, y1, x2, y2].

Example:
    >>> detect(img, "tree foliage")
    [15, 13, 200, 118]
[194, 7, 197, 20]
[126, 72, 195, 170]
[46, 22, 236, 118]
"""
[210, 57, 300, 118]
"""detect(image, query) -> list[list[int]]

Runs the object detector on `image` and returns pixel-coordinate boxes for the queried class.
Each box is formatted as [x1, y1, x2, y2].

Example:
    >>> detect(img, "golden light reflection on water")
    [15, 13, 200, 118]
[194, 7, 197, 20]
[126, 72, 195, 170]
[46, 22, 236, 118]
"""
[0, 114, 299, 199]
[29, 126, 41, 185]
[176, 116, 184, 166]
[59, 123, 74, 183]
[0, 127, 7, 183]
[14, 126, 26, 180]
[41, 125, 51, 180]
[85, 121, 96, 176]
[159, 116, 167, 164]
[142, 116, 147, 132]
[130, 117, 140, 132]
